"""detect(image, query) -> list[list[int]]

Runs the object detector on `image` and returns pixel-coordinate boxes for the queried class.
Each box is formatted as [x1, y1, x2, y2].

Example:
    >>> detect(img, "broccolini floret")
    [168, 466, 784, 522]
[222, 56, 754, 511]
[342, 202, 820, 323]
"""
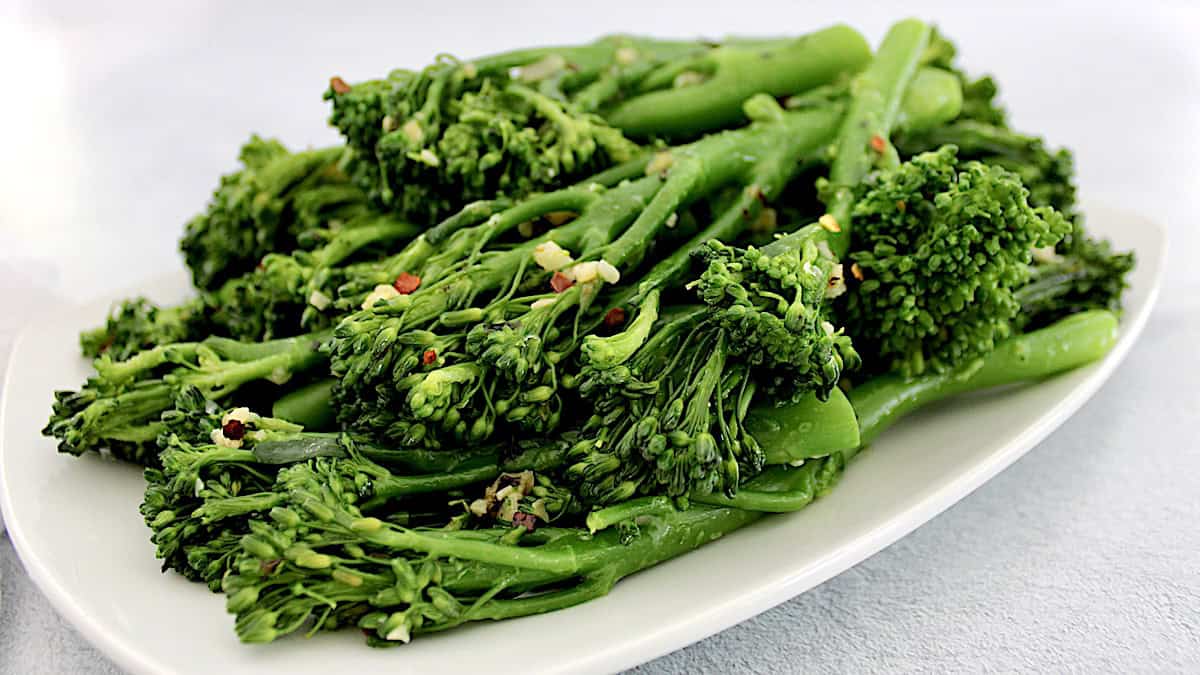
[180, 136, 364, 291]
[80, 297, 209, 361]
[327, 53, 642, 222]
[44, 331, 330, 463]
[841, 145, 1072, 375]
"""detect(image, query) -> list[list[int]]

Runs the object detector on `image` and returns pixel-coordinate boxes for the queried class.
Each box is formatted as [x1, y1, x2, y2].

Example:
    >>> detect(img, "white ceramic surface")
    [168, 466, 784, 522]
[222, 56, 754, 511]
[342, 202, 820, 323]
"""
[0, 203, 1163, 675]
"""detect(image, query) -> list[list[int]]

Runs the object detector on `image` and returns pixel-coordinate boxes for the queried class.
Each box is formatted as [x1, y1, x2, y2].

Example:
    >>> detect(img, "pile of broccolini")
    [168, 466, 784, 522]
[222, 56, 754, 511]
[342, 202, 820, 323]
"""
[46, 19, 1134, 646]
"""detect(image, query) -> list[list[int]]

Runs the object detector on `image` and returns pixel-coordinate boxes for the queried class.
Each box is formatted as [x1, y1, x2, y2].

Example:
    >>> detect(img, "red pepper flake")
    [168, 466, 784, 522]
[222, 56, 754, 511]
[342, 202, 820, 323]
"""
[393, 272, 421, 294]
[222, 419, 246, 441]
[550, 271, 574, 293]
[604, 307, 627, 328]
[511, 512, 538, 532]
[422, 349, 438, 365]
[869, 134, 887, 153]
[329, 76, 352, 94]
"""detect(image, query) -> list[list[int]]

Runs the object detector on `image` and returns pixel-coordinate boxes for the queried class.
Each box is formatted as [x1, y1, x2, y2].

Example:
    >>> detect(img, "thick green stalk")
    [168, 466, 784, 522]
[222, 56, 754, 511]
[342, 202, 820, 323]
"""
[692, 452, 844, 512]
[202, 331, 330, 364]
[585, 495, 676, 532]
[312, 218, 419, 267]
[606, 104, 844, 279]
[745, 311, 1119, 468]
[416, 504, 762, 634]
[371, 458, 500, 499]
[746, 388, 861, 464]
[895, 66, 963, 134]
[608, 25, 870, 138]
[823, 18, 931, 257]
[296, 490, 581, 574]
[851, 310, 1119, 449]
[272, 379, 336, 429]
[181, 334, 329, 396]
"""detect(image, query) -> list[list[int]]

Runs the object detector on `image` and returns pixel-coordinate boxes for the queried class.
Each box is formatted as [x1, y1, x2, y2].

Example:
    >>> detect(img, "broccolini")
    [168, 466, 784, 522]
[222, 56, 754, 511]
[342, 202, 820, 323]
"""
[40, 18, 1137, 650]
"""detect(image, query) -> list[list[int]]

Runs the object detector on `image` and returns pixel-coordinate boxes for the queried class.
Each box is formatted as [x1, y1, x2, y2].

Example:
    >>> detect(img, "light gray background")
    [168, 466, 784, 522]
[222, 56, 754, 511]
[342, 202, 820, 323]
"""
[2, 1, 1198, 673]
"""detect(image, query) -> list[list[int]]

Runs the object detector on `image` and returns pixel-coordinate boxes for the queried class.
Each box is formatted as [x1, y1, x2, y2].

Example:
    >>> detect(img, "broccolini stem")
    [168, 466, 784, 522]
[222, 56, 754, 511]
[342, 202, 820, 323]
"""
[423, 199, 511, 246]
[608, 25, 870, 138]
[744, 387, 861, 465]
[585, 495, 675, 532]
[371, 458, 500, 500]
[692, 452, 844, 512]
[850, 309, 1119, 448]
[94, 342, 201, 385]
[202, 331, 329, 363]
[581, 154, 653, 187]
[823, 18, 931, 258]
[271, 379, 336, 429]
[312, 218, 419, 267]
[290, 487, 581, 573]
[896, 67, 964, 134]
[604, 104, 844, 274]
[182, 333, 330, 397]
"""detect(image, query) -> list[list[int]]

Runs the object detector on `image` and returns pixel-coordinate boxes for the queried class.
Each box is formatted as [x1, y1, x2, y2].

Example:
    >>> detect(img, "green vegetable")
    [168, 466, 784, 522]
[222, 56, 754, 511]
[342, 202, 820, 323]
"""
[606, 25, 870, 138]
[80, 297, 209, 361]
[328, 99, 843, 449]
[271, 379, 336, 429]
[842, 145, 1072, 376]
[221, 464, 759, 644]
[852, 309, 1119, 447]
[206, 214, 420, 340]
[559, 21, 938, 503]
[895, 120, 1080, 219]
[44, 331, 329, 463]
[744, 388, 860, 464]
[44, 19, 1138, 648]
[1017, 234, 1135, 330]
[812, 18, 931, 258]
[181, 137, 362, 291]
[326, 37, 694, 221]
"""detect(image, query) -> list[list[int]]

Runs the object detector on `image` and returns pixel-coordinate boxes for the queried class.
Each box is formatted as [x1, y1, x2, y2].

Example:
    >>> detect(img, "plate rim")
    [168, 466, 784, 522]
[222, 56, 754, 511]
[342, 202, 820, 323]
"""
[0, 201, 1166, 675]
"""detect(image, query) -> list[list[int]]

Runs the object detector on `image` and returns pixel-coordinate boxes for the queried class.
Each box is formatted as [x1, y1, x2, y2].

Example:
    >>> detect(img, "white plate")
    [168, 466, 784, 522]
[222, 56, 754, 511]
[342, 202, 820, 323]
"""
[0, 202, 1164, 675]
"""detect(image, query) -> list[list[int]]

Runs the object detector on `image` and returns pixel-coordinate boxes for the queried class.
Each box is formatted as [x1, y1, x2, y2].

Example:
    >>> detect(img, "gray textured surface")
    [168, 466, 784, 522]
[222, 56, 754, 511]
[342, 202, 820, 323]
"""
[2, 1, 1198, 673]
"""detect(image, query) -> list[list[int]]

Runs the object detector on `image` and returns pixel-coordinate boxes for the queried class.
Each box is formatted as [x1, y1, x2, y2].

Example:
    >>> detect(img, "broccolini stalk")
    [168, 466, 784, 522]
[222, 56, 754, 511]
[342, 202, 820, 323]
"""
[606, 24, 870, 138]
[841, 145, 1072, 376]
[695, 310, 1120, 512]
[42, 330, 330, 464]
[221, 462, 759, 644]
[850, 310, 1119, 447]
[181, 136, 363, 291]
[328, 99, 844, 449]
[818, 18, 932, 258]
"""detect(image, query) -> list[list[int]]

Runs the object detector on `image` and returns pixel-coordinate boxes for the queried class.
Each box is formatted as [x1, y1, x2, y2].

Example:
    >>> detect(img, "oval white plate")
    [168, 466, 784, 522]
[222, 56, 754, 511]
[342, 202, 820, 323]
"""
[0, 203, 1163, 675]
